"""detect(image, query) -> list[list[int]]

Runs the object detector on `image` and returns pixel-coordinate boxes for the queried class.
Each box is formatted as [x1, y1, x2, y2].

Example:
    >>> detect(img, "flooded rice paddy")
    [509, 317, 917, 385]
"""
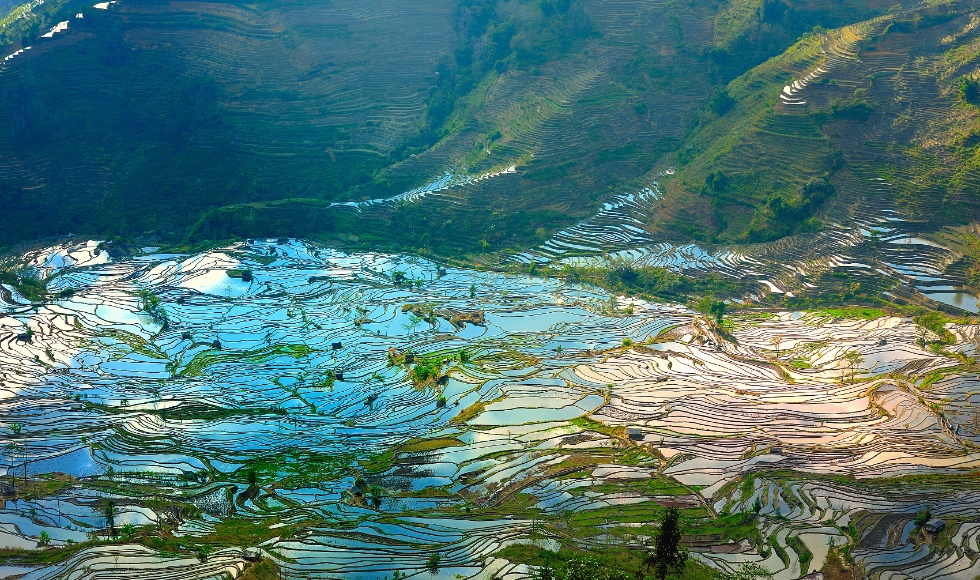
[2, 239, 980, 579]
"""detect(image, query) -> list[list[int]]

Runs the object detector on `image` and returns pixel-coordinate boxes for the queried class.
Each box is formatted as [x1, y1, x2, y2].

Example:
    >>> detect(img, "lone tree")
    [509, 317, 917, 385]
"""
[368, 485, 386, 509]
[5, 443, 17, 489]
[769, 335, 783, 359]
[644, 507, 688, 579]
[845, 351, 864, 383]
[103, 500, 117, 539]
[710, 301, 726, 325]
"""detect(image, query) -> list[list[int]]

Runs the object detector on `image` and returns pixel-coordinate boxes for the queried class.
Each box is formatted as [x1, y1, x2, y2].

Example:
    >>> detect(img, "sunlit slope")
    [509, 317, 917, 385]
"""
[659, 0, 980, 245]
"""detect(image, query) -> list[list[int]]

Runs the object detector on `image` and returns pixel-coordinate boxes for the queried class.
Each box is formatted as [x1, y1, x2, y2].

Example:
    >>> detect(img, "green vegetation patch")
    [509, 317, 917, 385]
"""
[179, 344, 313, 377]
[915, 312, 955, 344]
[361, 437, 464, 473]
[0, 266, 47, 302]
[785, 534, 813, 574]
[495, 539, 718, 579]
[533, 262, 749, 303]
[237, 449, 353, 488]
[814, 306, 885, 320]
[99, 328, 168, 360]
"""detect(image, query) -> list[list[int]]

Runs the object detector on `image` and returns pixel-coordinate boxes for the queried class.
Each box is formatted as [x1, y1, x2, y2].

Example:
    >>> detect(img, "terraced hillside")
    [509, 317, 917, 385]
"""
[2, 239, 980, 579]
[660, 0, 980, 245]
[0, 0, 920, 255]
[506, 0, 980, 314]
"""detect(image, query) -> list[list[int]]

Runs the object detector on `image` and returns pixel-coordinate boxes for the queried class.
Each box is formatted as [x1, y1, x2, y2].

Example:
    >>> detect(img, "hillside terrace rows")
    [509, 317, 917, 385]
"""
[708, 475, 980, 578]
[586, 313, 972, 482]
[6, 0, 456, 158]
[374, 0, 717, 231]
[379, 54, 614, 199]
[499, 7, 980, 311]
[4, 241, 980, 578]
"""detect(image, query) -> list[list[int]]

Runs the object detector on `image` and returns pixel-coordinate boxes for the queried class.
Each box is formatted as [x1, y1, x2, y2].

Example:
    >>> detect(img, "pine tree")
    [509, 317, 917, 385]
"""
[643, 507, 687, 579]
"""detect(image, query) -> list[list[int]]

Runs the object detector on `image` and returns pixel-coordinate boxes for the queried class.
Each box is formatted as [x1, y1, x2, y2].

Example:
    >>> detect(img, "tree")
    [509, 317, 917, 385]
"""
[709, 301, 726, 324]
[5, 443, 17, 489]
[103, 500, 117, 539]
[8, 423, 22, 437]
[121, 523, 136, 539]
[705, 171, 730, 193]
[708, 88, 735, 116]
[426, 553, 441, 572]
[38, 530, 50, 547]
[643, 507, 687, 579]
[844, 351, 864, 383]
[693, 295, 727, 325]
[959, 76, 980, 105]
[914, 506, 931, 527]
[769, 335, 783, 359]
[369, 485, 386, 509]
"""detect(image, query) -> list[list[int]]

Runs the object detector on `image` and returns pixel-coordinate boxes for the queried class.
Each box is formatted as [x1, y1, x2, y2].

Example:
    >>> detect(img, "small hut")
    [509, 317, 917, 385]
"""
[924, 519, 946, 534]
[627, 426, 643, 441]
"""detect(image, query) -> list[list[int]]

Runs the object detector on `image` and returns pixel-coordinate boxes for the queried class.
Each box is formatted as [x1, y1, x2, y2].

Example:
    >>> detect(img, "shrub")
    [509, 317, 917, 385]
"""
[915, 313, 954, 344]
[426, 553, 441, 572]
[708, 88, 735, 116]
[121, 523, 136, 539]
[914, 507, 931, 527]
[831, 98, 874, 121]
[959, 77, 980, 106]
[410, 358, 441, 384]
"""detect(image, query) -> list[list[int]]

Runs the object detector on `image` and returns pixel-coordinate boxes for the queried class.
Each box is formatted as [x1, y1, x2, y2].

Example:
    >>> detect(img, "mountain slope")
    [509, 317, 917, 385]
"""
[657, 0, 980, 245]
[0, 0, 948, 259]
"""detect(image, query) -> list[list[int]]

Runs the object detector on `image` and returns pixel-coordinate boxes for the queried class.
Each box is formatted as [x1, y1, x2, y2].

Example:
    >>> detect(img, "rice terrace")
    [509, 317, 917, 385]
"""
[2, 0, 980, 579]
[0, 235, 977, 579]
